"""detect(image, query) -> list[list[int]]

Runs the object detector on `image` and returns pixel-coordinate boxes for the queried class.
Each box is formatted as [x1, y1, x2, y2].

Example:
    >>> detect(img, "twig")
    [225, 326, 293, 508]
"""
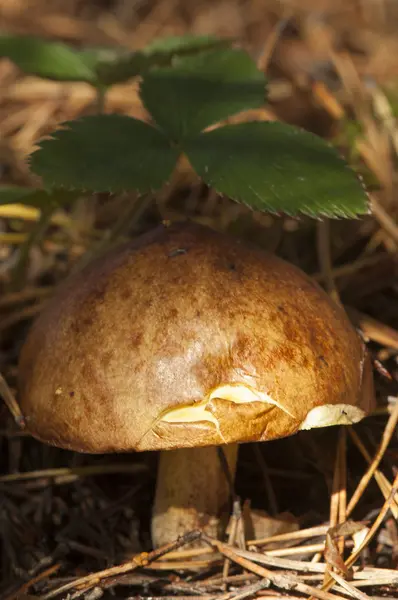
[40, 530, 202, 599]
[4, 563, 61, 600]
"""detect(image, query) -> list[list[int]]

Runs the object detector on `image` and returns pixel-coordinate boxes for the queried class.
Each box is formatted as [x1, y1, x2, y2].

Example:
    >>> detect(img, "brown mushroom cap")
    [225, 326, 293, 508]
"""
[18, 222, 375, 453]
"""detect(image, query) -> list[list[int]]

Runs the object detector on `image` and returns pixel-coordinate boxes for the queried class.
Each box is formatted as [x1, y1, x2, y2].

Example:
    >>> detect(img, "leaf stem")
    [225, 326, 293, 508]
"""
[95, 84, 107, 113]
[72, 194, 152, 273]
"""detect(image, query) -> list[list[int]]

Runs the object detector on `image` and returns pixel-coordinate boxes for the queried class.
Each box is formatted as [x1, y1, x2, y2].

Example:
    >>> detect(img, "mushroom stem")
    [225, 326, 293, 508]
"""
[151, 443, 238, 546]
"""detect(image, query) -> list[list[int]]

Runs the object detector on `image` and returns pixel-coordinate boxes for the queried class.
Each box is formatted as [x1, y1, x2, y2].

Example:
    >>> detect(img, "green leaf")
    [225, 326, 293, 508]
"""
[97, 34, 232, 86]
[29, 115, 180, 193]
[140, 48, 266, 141]
[0, 186, 39, 206]
[0, 186, 79, 207]
[0, 34, 98, 82]
[143, 34, 231, 56]
[184, 122, 369, 218]
[0, 32, 232, 86]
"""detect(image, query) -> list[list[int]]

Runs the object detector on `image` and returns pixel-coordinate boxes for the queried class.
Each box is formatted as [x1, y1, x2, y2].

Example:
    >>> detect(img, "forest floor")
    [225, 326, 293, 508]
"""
[1, 1, 398, 598]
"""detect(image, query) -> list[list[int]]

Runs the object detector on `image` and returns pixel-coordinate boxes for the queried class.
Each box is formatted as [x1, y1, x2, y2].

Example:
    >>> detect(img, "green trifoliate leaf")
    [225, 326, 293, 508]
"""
[184, 121, 369, 218]
[29, 115, 179, 193]
[140, 48, 266, 141]
[0, 34, 98, 82]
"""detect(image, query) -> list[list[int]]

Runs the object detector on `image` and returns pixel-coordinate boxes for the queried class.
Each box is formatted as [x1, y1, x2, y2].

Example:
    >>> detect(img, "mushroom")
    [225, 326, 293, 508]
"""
[17, 222, 375, 546]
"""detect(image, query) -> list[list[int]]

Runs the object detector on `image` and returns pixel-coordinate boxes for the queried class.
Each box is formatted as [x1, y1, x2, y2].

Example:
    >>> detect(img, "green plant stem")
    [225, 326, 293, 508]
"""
[10, 204, 54, 290]
[72, 194, 152, 273]
[95, 84, 107, 113]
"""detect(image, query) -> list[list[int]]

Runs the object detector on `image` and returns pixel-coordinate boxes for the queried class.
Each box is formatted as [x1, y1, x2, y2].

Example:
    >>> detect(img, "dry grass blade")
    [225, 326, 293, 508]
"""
[256, 18, 287, 73]
[316, 220, 341, 306]
[233, 545, 326, 573]
[222, 499, 242, 582]
[157, 547, 213, 560]
[345, 307, 398, 350]
[0, 286, 53, 309]
[267, 542, 350, 557]
[11, 204, 54, 288]
[312, 253, 388, 284]
[116, 596, 214, 600]
[145, 559, 219, 570]
[0, 302, 47, 332]
[347, 399, 398, 516]
[324, 430, 348, 581]
[1, 1, 398, 597]
[247, 524, 330, 547]
[0, 371, 24, 426]
[217, 578, 271, 600]
[203, 536, 346, 600]
[348, 428, 398, 518]
[0, 204, 71, 228]
[322, 472, 398, 595]
[163, 541, 350, 563]
[163, 524, 331, 559]
[328, 572, 371, 600]
[371, 195, 398, 246]
[0, 463, 147, 483]
[312, 81, 345, 120]
[0, 232, 28, 244]
[329, 429, 347, 543]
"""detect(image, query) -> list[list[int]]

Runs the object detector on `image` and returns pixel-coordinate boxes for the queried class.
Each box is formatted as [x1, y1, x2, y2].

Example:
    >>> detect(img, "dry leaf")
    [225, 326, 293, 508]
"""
[244, 504, 299, 542]
[325, 530, 351, 576]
